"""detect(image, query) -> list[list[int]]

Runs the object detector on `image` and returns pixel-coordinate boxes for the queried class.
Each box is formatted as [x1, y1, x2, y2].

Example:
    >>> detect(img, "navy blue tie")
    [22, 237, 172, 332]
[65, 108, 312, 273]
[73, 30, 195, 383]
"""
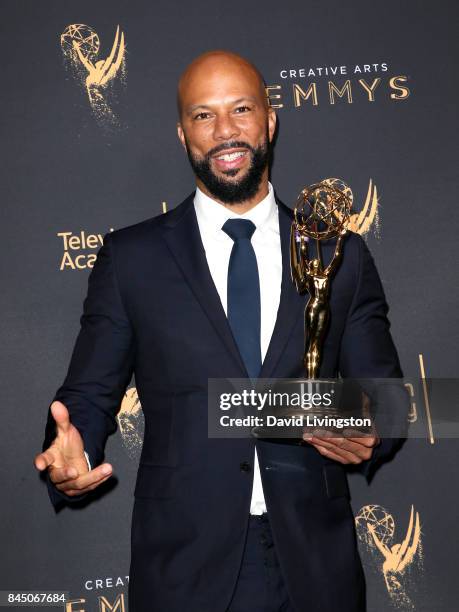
[222, 219, 262, 379]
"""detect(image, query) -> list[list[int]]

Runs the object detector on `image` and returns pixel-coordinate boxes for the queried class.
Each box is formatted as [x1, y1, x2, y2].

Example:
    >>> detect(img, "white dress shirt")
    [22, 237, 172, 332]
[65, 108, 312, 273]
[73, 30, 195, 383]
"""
[194, 182, 282, 514]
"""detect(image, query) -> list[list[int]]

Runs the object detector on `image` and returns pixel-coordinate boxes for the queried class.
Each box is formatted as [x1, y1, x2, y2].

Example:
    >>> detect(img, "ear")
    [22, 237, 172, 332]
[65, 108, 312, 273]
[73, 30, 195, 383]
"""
[177, 123, 187, 151]
[267, 106, 277, 143]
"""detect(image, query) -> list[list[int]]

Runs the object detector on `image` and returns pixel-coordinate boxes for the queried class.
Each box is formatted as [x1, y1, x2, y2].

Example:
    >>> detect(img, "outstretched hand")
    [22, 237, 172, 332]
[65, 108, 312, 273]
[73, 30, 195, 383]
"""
[34, 401, 112, 497]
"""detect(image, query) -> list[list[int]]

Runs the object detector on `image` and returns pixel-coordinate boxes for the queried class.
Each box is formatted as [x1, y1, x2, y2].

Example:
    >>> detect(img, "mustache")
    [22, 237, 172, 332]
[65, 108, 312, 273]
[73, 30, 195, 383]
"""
[205, 141, 254, 159]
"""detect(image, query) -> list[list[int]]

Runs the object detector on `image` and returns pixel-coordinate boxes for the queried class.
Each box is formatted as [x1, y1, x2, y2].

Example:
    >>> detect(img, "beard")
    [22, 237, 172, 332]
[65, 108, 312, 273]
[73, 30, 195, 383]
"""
[184, 134, 271, 204]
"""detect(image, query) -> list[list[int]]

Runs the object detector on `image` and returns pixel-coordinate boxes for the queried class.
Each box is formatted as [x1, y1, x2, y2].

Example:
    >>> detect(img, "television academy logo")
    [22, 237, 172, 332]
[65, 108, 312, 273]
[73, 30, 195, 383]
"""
[60, 24, 126, 125]
[57, 229, 114, 270]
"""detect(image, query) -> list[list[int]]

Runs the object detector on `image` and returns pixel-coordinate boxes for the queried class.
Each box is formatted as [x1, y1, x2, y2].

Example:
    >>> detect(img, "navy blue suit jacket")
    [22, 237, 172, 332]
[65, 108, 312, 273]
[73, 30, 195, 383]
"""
[43, 193, 407, 612]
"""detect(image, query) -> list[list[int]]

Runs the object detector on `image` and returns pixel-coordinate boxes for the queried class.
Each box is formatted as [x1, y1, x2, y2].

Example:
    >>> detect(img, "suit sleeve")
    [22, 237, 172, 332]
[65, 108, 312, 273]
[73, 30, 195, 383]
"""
[42, 233, 135, 507]
[338, 233, 409, 479]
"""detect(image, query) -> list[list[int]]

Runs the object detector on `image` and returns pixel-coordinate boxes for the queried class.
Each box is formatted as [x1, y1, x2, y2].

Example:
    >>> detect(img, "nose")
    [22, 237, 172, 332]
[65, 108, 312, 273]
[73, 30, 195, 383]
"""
[213, 113, 240, 141]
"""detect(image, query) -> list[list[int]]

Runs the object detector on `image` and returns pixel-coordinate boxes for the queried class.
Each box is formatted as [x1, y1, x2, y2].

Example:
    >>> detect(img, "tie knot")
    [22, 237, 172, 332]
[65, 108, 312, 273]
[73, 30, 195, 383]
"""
[222, 218, 256, 242]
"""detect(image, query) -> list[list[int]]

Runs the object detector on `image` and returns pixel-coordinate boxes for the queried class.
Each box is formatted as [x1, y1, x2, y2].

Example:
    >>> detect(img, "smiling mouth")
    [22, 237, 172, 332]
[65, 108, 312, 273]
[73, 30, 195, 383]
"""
[212, 149, 249, 172]
[214, 150, 247, 162]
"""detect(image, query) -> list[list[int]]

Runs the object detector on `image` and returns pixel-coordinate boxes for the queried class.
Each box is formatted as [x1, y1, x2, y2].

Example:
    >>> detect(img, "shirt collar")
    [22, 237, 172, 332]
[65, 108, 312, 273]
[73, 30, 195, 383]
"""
[194, 182, 278, 235]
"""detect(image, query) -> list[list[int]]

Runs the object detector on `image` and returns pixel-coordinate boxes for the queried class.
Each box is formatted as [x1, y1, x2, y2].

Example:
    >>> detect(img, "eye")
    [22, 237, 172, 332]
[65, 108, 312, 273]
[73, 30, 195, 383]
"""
[193, 111, 212, 120]
[234, 105, 251, 114]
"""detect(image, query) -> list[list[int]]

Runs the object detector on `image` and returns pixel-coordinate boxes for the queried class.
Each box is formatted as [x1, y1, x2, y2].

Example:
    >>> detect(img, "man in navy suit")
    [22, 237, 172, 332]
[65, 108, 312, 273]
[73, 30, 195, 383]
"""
[35, 51, 406, 612]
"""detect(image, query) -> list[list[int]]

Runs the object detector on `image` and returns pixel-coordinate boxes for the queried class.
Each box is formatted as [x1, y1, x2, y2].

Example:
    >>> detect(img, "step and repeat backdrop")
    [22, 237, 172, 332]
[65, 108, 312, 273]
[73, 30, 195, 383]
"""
[1, 1, 458, 610]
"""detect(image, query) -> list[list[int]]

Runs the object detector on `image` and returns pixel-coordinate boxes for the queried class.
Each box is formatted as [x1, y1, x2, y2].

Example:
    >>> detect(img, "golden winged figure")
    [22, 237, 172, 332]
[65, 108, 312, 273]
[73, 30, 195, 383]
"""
[368, 505, 421, 593]
[346, 178, 379, 235]
[72, 25, 125, 105]
[290, 182, 351, 378]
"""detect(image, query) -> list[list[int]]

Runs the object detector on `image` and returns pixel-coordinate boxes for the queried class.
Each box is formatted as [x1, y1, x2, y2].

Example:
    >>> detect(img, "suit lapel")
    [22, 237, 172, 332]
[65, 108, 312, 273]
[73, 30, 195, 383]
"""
[161, 194, 248, 376]
[259, 199, 305, 378]
[160, 193, 304, 380]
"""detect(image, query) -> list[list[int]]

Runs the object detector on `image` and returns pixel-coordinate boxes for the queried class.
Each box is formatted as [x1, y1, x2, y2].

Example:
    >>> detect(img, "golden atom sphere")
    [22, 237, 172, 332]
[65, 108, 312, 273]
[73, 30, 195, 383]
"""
[60, 24, 100, 61]
[294, 180, 352, 240]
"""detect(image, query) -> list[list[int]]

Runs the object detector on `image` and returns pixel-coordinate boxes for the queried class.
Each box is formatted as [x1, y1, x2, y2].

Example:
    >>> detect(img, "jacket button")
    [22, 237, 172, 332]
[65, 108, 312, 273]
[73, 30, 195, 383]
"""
[240, 461, 251, 472]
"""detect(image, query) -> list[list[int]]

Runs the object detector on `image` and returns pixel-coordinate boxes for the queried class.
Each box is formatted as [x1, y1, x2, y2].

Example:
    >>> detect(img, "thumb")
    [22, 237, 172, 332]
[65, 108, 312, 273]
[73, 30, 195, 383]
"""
[50, 401, 71, 435]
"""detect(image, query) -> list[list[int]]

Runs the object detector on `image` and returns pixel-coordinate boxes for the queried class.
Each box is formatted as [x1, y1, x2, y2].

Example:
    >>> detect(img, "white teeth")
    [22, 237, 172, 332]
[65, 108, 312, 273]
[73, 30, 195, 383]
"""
[216, 151, 246, 162]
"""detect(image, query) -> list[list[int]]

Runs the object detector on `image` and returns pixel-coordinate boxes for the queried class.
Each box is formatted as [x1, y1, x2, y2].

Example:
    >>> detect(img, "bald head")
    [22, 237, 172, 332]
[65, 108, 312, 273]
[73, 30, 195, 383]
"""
[177, 50, 268, 118]
[176, 50, 276, 210]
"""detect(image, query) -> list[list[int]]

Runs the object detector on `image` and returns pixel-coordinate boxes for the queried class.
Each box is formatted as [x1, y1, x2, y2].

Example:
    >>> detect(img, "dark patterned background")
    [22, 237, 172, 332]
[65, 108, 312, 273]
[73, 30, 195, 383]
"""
[1, 1, 458, 610]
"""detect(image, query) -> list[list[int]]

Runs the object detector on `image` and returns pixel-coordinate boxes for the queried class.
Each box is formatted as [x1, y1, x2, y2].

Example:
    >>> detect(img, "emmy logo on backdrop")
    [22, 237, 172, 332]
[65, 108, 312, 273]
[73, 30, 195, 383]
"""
[60, 24, 126, 126]
[355, 505, 423, 609]
[117, 387, 144, 461]
[322, 177, 380, 237]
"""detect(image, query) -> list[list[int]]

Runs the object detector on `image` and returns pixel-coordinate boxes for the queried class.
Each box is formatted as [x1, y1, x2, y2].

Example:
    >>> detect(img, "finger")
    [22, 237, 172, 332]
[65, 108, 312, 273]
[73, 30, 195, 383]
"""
[63, 474, 112, 497]
[48, 465, 79, 484]
[304, 437, 368, 464]
[34, 449, 58, 471]
[318, 435, 372, 458]
[323, 436, 373, 456]
[57, 470, 112, 494]
[345, 435, 379, 448]
[311, 434, 375, 459]
[309, 437, 361, 462]
[50, 401, 71, 435]
[340, 427, 374, 439]
[307, 442, 349, 464]
[56, 463, 112, 492]
[309, 428, 334, 438]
